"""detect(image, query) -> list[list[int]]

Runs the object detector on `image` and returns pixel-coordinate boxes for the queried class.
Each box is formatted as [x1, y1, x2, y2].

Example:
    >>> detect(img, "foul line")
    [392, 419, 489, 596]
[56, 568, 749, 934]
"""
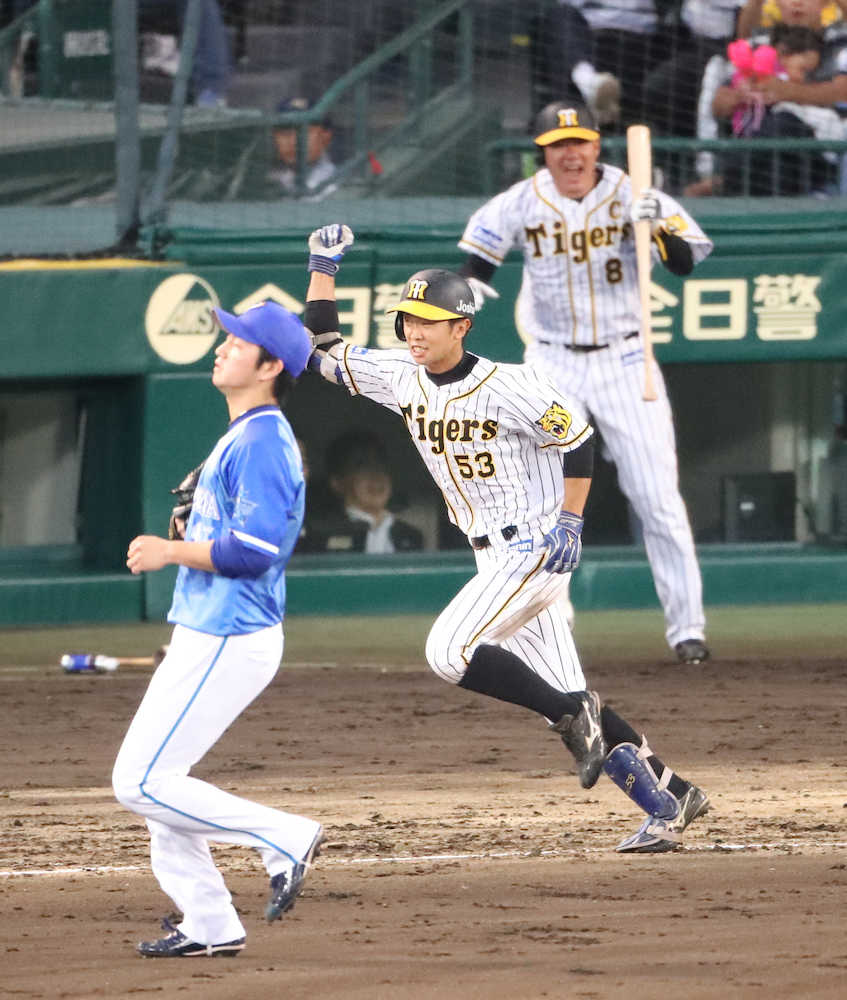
[3, 839, 847, 879]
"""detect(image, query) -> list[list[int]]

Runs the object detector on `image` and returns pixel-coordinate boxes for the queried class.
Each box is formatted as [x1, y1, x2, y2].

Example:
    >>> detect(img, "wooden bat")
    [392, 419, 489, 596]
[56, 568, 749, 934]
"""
[61, 653, 156, 673]
[626, 124, 658, 402]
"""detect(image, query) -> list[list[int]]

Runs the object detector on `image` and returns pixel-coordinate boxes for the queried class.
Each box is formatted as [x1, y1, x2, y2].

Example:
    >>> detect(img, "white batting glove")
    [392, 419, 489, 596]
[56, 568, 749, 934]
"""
[542, 510, 584, 575]
[465, 275, 500, 311]
[308, 224, 354, 275]
[629, 188, 662, 224]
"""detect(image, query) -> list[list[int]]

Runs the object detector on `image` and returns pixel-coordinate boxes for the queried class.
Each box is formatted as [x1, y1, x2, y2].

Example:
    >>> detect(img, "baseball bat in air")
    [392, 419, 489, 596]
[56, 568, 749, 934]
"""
[626, 124, 658, 402]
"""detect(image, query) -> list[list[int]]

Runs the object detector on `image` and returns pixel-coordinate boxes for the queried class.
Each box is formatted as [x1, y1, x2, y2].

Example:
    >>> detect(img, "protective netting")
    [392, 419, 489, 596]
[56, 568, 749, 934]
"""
[1, 0, 846, 255]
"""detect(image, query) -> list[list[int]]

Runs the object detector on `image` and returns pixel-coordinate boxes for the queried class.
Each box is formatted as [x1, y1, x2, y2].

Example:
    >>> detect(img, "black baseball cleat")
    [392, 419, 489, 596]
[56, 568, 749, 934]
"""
[265, 826, 325, 923]
[674, 639, 710, 664]
[137, 918, 245, 958]
[550, 690, 607, 789]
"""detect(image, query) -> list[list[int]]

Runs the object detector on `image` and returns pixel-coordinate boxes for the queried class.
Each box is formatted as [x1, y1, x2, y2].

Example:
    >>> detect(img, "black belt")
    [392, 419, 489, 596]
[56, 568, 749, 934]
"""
[538, 331, 639, 352]
[470, 525, 518, 550]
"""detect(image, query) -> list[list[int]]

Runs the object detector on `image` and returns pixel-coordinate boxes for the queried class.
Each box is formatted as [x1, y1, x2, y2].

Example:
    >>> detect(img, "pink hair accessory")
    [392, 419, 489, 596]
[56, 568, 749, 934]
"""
[751, 45, 779, 77]
[727, 38, 754, 74]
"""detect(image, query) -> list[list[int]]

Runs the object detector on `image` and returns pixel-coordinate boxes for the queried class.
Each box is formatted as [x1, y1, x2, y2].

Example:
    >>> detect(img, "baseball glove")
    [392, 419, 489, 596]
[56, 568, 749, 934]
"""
[168, 463, 203, 540]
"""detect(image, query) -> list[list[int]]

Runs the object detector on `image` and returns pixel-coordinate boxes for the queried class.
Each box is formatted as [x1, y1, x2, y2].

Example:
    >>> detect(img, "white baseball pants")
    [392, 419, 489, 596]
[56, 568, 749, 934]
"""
[425, 529, 586, 695]
[112, 623, 321, 945]
[527, 337, 706, 648]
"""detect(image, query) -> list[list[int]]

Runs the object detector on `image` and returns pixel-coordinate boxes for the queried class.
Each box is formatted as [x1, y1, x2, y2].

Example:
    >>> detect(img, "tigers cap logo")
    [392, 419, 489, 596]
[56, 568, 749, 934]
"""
[406, 278, 429, 301]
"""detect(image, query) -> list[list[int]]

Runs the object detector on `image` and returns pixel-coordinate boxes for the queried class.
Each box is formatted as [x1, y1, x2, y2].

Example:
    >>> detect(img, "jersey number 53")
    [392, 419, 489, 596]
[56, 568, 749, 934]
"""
[454, 451, 496, 479]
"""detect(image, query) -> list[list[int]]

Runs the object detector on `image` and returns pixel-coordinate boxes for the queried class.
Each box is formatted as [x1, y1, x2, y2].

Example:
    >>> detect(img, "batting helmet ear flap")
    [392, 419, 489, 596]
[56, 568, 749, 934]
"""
[395, 313, 406, 342]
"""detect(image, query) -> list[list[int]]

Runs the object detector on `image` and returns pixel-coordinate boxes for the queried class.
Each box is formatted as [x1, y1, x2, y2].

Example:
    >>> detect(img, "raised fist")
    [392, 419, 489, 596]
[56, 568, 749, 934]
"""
[308, 224, 354, 275]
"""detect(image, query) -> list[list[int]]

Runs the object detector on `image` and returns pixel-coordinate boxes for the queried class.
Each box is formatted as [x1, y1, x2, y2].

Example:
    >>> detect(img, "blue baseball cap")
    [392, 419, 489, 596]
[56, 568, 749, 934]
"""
[214, 301, 312, 377]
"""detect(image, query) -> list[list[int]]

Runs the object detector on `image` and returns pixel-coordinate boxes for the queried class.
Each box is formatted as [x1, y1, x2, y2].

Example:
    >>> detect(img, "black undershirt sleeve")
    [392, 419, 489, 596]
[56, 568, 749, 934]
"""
[654, 230, 694, 276]
[563, 434, 595, 479]
[459, 254, 497, 283]
[303, 299, 339, 335]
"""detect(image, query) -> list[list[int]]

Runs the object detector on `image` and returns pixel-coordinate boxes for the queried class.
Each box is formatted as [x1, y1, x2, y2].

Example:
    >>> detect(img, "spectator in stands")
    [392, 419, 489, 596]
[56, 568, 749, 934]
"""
[644, 1, 743, 138]
[687, 0, 847, 195]
[529, 1, 682, 130]
[726, 25, 839, 133]
[736, 0, 847, 39]
[303, 430, 424, 555]
[267, 96, 338, 200]
[139, 0, 232, 107]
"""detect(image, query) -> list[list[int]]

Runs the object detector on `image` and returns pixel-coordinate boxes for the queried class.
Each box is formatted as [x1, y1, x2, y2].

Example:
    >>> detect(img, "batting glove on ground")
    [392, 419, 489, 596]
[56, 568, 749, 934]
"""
[308, 224, 354, 275]
[466, 275, 500, 310]
[542, 510, 584, 574]
[629, 188, 662, 224]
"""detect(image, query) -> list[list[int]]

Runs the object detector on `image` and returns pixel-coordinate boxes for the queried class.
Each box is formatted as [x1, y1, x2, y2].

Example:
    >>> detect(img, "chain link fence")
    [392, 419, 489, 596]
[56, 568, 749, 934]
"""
[0, 0, 846, 255]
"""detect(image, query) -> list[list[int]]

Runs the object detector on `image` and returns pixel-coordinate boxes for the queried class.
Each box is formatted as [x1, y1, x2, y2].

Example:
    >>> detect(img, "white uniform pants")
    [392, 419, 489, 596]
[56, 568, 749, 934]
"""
[112, 623, 321, 945]
[527, 337, 705, 648]
[425, 529, 586, 695]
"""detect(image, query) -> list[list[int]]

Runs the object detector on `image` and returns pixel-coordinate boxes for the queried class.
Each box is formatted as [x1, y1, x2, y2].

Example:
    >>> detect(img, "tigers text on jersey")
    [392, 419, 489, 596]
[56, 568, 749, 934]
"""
[458, 163, 713, 347]
[168, 405, 305, 636]
[337, 346, 592, 538]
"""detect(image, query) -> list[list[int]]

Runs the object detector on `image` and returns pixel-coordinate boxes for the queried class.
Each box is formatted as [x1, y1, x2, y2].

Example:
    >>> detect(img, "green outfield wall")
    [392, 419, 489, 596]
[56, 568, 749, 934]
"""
[1, 202, 846, 625]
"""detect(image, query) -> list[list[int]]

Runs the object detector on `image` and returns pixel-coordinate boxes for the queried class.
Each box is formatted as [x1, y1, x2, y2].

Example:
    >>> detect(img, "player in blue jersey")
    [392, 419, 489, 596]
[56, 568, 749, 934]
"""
[112, 300, 324, 959]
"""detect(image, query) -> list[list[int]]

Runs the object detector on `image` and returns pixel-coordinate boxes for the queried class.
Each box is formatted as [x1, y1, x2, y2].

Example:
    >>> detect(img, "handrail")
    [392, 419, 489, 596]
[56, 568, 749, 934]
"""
[483, 135, 847, 195]
[1, 0, 475, 201]
[269, 0, 473, 194]
[0, 1, 43, 98]
[315, 0, 468, 114]
[0, 1, 42, 49]
[484, 136, 847, 154]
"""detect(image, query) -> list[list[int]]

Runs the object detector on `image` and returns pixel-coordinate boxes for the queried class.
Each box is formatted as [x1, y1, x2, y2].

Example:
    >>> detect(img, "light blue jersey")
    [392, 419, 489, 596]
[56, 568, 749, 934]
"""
[168, 405, 304, 635]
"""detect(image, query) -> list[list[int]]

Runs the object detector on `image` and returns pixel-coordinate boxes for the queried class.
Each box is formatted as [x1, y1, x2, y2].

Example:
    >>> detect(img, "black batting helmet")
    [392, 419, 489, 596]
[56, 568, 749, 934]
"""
[386, 268, 476, 341]
[533, 101, 599, 145]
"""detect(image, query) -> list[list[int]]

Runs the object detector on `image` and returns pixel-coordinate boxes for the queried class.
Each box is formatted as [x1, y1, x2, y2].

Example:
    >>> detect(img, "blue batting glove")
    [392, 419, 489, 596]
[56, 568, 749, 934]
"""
[307, 224, 354, 275]
[542, 510, 584, 574]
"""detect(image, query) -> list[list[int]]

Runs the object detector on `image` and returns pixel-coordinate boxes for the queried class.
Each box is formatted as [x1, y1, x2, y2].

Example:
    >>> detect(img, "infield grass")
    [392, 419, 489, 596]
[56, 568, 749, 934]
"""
[0, 602, 843, 671]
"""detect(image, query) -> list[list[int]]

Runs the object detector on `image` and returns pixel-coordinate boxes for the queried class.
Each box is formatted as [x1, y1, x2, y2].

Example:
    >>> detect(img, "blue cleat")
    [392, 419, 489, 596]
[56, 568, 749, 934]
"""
[615, 785, 711, 854]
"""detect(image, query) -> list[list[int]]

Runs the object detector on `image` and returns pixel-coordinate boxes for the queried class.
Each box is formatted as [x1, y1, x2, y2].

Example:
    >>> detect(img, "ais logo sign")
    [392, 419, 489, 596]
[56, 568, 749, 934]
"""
[145, 274, 219, 364]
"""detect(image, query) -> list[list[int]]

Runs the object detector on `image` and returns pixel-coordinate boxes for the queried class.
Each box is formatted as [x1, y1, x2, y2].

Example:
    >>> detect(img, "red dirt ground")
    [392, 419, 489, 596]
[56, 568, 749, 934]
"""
[1, 652, 845, 999]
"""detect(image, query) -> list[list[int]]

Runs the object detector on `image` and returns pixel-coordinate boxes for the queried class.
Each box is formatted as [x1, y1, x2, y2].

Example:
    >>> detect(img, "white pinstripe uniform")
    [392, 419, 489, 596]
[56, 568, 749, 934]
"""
[337, 343, 593, 695]
[459, 164, 713, 649]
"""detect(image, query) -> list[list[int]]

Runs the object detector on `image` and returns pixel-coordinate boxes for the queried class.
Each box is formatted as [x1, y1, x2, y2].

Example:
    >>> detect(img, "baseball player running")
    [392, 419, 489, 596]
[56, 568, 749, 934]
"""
[113, 301, 323, 958]
[305, 223, 710, 854]
[457, 101, 713, 665]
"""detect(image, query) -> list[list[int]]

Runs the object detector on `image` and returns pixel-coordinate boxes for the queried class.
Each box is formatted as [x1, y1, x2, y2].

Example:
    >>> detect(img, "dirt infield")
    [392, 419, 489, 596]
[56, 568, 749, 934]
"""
[1, 618, 846, 999]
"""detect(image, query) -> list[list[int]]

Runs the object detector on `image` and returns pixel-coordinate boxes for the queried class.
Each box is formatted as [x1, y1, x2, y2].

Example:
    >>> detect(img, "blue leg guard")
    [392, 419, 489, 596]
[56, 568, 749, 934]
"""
[602, 741, 679, 820]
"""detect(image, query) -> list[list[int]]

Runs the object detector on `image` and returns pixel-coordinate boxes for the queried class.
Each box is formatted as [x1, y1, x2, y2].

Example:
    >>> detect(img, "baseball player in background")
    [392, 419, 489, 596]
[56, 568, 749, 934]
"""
[457, 102, 713, 666]
[305, 223, 710, 854]
[113, 302, 323, 958]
